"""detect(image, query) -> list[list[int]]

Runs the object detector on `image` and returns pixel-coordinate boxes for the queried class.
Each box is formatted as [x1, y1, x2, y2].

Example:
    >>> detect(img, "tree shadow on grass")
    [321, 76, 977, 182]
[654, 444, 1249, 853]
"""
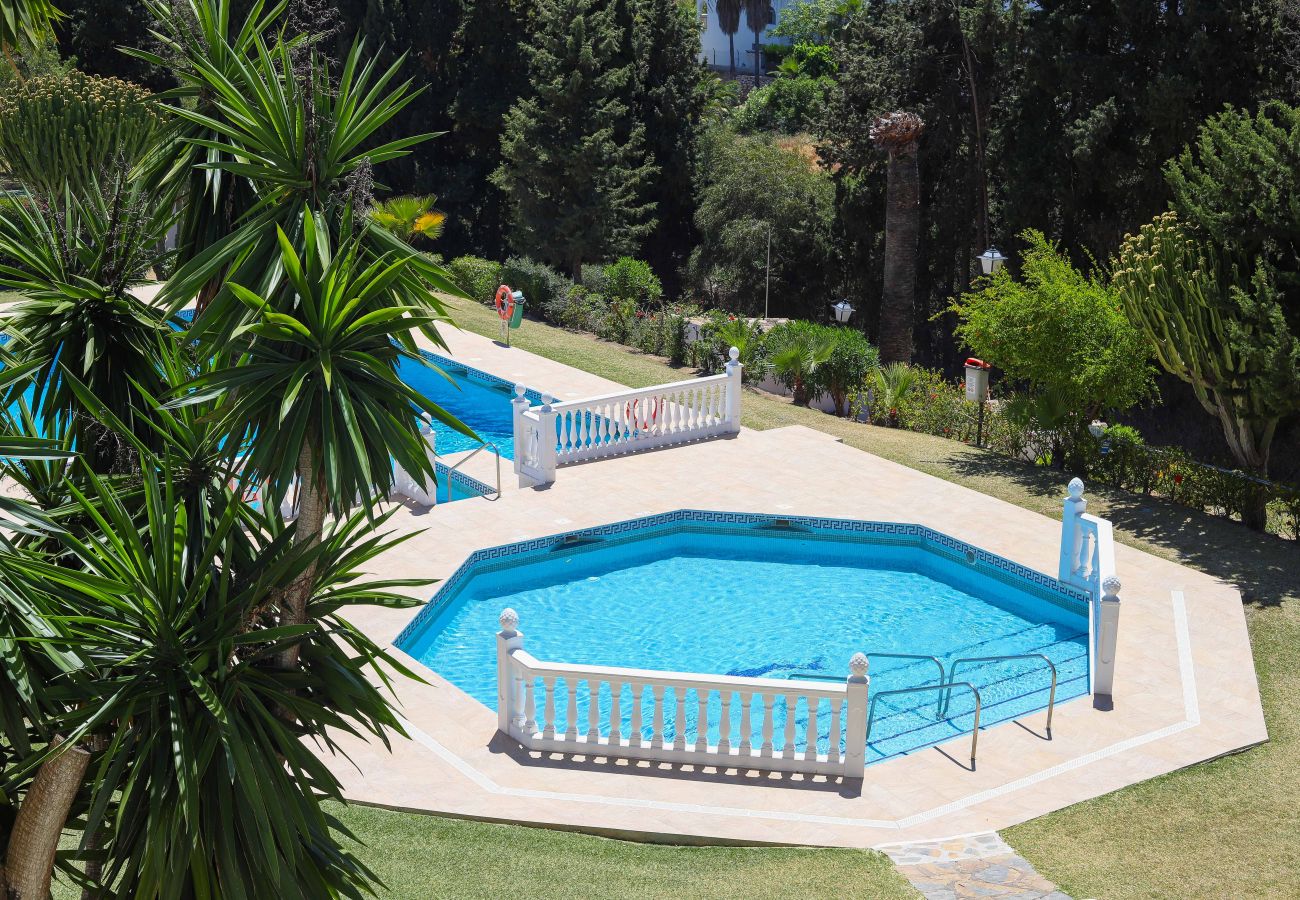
[945, 451, 1299, 610]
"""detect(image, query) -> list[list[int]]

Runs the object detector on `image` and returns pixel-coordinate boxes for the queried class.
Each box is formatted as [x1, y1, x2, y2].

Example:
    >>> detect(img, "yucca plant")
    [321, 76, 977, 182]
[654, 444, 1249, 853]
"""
[0, 0, 62, 67]
[157, 30, 463, 341]
[0, 462, 428, 897]
[131, 0, 288, 312]
[0, 178, 179, 473]
[174, 210, 474, 668]
[371, 193, 447, 243]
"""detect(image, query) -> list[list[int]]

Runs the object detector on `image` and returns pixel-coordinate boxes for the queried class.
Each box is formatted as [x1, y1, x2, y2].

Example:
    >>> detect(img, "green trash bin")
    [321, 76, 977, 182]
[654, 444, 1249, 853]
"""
[508, 291, 526, 328]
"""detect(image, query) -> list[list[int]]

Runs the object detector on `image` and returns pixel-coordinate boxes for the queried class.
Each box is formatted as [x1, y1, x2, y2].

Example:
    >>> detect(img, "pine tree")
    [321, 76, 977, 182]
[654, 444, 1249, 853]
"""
[635, 0, 706, 291]
[494, 0, 657, 277]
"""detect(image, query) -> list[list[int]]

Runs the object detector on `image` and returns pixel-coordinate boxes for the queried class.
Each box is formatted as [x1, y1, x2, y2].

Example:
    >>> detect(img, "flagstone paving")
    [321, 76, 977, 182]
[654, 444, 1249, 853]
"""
[879, 834, 1072, 899]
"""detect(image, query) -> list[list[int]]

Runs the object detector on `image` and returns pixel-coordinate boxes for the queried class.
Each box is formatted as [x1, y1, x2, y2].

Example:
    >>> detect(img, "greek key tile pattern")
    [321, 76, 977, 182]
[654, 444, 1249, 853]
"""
[395, 510, 1091, 645]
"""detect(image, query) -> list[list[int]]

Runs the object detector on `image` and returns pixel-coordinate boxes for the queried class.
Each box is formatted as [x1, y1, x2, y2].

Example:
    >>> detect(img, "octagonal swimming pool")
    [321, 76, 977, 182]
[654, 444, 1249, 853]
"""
[398, 511, 1091, 764]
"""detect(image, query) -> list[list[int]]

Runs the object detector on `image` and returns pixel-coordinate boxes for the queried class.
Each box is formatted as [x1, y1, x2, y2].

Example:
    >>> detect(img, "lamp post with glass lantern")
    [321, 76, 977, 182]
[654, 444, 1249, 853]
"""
[977, 247, 1007, 276]
[832, 298, 855, 325]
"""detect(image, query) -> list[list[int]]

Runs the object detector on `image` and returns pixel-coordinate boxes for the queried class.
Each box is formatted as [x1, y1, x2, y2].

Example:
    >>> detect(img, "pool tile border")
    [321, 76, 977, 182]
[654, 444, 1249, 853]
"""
[394, 509, 1092, 646]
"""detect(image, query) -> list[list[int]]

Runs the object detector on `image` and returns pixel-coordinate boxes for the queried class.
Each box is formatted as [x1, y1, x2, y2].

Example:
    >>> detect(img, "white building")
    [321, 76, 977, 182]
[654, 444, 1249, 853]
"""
[697, 1, 795, 74]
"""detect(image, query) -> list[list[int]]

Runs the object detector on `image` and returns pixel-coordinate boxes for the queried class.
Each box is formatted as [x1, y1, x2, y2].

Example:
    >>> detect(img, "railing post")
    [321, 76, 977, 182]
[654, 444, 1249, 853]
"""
[1094, 576, 1122, 697]
[536, 393, 559, 484]
[842, 652, 870, 779]
[723, 346, 743, 433]
[496, 608, 524, 735]
[1059, 477, 1087, 582]
[511, 385, 533, 487]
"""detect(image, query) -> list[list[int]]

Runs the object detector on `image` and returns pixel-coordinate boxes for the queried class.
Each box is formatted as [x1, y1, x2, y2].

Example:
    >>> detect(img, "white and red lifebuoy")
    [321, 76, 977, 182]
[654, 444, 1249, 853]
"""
[495, 283, 516, 322]
[626, 396, 662, 429]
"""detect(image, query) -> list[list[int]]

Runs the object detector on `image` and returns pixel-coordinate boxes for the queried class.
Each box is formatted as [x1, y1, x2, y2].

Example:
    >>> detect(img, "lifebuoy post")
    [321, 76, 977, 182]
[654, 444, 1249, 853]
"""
[494, 284, 527, 346]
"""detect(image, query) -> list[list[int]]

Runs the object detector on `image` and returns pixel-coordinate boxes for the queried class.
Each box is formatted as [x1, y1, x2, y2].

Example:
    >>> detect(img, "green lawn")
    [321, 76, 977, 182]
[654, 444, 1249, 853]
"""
[448, 299, 1300, 900]
[334, 804, 915, 900]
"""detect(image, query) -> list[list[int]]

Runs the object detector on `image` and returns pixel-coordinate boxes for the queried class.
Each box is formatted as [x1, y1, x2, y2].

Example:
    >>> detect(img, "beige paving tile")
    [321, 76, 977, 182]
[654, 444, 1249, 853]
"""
[322, 324, 1267, 848]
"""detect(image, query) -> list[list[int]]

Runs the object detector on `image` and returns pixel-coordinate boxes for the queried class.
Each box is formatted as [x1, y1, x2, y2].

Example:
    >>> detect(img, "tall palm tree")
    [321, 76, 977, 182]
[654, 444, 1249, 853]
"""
[871, 111, 925, 364]
[715, 0, 741, 74]
[742, 0, 771, 82]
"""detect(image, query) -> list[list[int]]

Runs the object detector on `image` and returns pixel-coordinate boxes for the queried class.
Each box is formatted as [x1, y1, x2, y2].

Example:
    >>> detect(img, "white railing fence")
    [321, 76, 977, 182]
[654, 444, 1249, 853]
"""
[512, 348, 743, 486]
[1059, 478, 1122, 697]
[496, 609, 871, 778]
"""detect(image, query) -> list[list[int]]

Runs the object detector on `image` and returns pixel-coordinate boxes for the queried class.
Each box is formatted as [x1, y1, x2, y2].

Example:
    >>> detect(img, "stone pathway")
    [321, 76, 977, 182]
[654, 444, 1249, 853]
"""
[878, 833, 1073, 900]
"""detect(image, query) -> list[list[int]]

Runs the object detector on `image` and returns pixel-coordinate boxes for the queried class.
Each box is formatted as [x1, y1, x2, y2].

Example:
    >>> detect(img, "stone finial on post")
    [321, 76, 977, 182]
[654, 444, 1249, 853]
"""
[723, 346, 743, 432]
[1094, 576, 1122, 697]
[842, 652, 870, 778]
[1059, 477, 1088, 582]
[496, 608, 524, 734]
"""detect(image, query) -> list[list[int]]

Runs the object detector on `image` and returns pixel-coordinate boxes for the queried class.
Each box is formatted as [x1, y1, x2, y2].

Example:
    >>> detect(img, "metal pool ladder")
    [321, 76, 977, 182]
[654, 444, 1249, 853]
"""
[941, 653, 1058, 736]
[442, 440, 502, 503]
[866, 682, 983, 767]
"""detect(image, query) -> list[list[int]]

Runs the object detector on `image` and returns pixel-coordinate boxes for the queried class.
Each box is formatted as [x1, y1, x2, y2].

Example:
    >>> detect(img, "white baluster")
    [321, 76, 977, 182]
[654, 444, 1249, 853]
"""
[695, 689, 708, 752]
[673, 688, 687, 751]
[651, 684, 666, 750]
[804, 695, 819, 760]
[609, 680, 623, 745]
[635, 682, 648, 748]
[542, 676, 557, 740]
[524, 678, 537, 734]
[718, 691, 733, 754]
[565, 678, 578, 740]
[739, 691, 754, 756]
[829, 697, 844, 763]
[586, 679, 600, 743]
[760, 694, 775, 758]
[782, 695, 797, 760]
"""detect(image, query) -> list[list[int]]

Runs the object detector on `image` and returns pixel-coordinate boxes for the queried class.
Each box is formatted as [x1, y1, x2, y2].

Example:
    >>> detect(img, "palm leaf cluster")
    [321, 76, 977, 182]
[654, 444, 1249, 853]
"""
[0, 0, 468, 895]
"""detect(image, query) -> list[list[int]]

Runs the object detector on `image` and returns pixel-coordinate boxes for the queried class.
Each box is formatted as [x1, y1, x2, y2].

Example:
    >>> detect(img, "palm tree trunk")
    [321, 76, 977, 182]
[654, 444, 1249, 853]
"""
[4, 737, 91, 900]
[879, 142, 920, 364]
[275, 439, 327, 671]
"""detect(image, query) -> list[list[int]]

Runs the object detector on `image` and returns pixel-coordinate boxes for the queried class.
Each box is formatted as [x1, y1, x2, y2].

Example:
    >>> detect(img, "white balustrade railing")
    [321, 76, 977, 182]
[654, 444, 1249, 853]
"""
[495, 609, 871, 778]
[511, 348, 743, 486]
[1059, 478, 1122, 697]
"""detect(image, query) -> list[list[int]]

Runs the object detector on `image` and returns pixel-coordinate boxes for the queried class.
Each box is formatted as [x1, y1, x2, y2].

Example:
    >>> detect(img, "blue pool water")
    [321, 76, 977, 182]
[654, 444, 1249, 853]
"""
[399, 522, 1091, 764]
[396, 354, 521, 459]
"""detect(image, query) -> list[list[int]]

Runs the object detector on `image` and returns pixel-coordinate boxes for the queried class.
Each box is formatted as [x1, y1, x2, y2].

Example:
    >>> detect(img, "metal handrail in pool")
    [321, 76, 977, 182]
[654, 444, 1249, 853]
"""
[942, 653, 1057, 736]
[442, 440, 502, 503]
[867, 682, 983, 767]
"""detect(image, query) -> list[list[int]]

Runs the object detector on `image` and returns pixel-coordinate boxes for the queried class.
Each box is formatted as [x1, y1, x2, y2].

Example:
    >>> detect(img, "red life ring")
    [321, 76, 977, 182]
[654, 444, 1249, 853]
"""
[626, 397, 661, 429]
[495, 283, 516, 321]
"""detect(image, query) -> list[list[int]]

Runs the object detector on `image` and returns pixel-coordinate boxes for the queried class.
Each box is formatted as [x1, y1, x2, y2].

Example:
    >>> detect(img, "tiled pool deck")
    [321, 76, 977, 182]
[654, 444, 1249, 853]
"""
[324, 320, 1267, 849]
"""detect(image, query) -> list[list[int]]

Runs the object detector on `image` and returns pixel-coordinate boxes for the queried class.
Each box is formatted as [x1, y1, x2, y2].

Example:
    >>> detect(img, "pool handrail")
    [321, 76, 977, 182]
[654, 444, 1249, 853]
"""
[866, 681, 982, 767]
[442, 439, 502, 503]
[943, 653, 1057, 736]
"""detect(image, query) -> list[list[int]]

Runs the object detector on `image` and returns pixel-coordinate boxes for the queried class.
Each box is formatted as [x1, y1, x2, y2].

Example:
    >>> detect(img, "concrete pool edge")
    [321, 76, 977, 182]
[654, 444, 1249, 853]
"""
[316, 325, 1267, 849]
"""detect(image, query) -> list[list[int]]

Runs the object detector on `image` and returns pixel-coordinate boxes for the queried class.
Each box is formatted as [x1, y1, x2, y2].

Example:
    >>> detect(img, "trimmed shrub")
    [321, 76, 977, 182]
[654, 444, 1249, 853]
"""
[502, 256, 574, 323]
[447, 255, 501, 305]
[603, 257, 662, 306]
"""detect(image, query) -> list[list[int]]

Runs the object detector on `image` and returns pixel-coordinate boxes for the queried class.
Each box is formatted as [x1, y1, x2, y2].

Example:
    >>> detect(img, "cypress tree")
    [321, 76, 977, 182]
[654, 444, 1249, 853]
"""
[635, 0, 706, 291]
[494, 0, 656, 277]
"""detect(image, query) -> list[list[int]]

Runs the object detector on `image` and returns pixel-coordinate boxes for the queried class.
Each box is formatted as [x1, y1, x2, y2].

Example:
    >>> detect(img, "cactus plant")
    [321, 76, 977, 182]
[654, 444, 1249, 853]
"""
[1114, 212, 1300, 529]
[0, 71, 167, 199]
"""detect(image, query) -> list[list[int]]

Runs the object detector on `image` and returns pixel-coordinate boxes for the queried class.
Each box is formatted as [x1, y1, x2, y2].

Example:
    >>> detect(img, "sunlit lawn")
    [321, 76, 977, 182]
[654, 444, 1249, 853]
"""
[448, 298, 1299, 899]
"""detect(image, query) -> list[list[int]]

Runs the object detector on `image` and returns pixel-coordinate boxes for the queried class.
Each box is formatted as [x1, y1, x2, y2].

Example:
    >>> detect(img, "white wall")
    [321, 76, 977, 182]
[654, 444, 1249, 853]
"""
[698, 1, 793, 71]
